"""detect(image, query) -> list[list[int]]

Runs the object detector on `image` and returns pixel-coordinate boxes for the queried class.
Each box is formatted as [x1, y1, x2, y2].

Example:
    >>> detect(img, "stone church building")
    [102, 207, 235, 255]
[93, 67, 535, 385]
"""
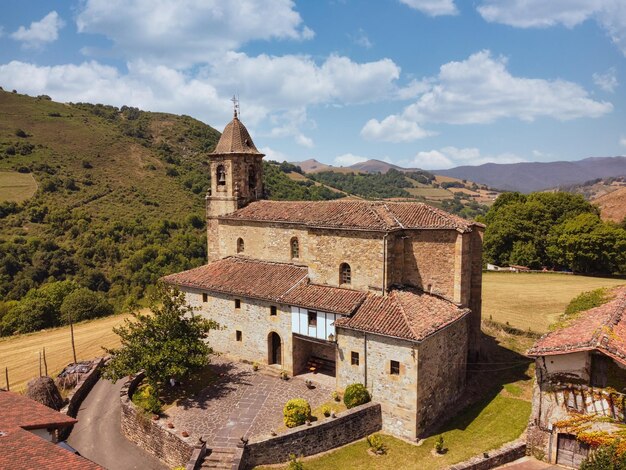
[164, 112, 484, 438]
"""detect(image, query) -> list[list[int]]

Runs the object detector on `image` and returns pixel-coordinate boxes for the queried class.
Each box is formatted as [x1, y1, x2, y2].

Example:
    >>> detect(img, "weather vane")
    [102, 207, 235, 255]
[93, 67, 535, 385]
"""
[231, 94, 240, 118]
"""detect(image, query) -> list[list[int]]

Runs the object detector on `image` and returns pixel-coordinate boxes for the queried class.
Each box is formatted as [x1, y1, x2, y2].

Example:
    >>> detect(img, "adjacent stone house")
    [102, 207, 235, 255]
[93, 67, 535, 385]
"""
[527, 286, 626, 467]
[163, 111, 484, 438]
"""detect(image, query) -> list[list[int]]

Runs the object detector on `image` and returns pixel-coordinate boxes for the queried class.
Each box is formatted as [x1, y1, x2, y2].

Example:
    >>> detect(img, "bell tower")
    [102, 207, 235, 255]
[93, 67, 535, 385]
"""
[206, 104, 264, 262]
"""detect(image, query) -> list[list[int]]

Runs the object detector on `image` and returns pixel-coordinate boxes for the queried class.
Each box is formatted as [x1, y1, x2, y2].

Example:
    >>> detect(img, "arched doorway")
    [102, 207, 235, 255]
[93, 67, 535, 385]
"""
[268, 332, 282, 365]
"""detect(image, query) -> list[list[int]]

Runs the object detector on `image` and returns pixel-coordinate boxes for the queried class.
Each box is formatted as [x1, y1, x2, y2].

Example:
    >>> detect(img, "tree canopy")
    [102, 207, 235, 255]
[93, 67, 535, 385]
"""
[483, 192, 626, 274]
[103, 285, 219, 393]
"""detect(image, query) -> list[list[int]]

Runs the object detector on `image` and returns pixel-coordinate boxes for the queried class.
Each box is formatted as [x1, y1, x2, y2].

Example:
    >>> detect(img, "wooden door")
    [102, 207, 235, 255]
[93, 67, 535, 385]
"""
[556, 434, 589, 468]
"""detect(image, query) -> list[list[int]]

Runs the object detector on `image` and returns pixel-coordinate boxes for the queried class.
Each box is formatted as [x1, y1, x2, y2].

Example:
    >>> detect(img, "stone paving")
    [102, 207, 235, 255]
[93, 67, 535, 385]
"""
[167, 357, 333, 447]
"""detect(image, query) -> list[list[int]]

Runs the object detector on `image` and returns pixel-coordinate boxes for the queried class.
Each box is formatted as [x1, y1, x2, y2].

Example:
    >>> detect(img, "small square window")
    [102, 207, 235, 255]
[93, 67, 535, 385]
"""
[351, 351, 359, 366]
[235, 299, 241, 309]
[308, 311, 317, 327]
[270, 306, 277, 316]
[390, 360, 400, 375]
[202, 293, 208, 303]
[236, 330, 242, 342]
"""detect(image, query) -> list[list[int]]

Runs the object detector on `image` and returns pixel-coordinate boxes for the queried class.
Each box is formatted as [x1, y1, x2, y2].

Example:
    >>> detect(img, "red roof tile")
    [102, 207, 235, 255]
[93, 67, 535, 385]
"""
[528, 287, 626, 363]
[281, 281, 367, 315]
[0, 391, 77, 430]
[162, 257, 308, 302]
[219, 200, 481, 233]
[335, 289, 469, 341]
[0, 391, 103, 470]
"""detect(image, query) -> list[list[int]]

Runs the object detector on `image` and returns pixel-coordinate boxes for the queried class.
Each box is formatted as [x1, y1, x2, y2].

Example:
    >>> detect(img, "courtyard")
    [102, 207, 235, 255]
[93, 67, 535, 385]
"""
[166, 356, 335, 447]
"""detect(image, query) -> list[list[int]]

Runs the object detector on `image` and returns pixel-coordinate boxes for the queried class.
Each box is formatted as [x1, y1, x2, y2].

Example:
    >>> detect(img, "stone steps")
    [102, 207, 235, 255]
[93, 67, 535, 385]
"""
[200, 446, 237, 469]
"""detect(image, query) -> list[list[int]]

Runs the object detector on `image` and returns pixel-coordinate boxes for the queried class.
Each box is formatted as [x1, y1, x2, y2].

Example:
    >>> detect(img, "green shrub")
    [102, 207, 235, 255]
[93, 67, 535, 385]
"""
[132, 383, 162, 414]
[343, 383, 371, 409]
[367, 433, 387, 455]
[15, 128, 27, 138]
[321, 405, 331, 417]
[287, 454, 304, 470]
[283, 398, 311, 428]
[435, 435, 446, 454]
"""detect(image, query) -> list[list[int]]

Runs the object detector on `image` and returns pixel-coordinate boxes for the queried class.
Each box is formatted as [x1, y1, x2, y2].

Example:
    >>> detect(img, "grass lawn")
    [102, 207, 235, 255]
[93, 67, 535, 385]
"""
[0, 312, 134, 391]
[0, 171, 37, 202]
[483, 272, 625, 333]
[256, 394, 530, 470]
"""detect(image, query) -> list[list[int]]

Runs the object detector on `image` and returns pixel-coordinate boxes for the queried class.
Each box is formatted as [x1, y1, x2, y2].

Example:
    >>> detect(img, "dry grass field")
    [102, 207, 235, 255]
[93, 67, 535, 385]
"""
[483, 272, 626, 333]
[0, 171, 37, 202]
[0, 313, 134, 392]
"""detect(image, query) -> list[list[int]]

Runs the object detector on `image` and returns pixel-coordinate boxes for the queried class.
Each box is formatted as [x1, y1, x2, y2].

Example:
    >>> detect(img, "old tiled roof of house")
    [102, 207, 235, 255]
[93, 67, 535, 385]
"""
[335, 289, 469, 342]
[212, 114, 262, 155]
[0, 390, 103, 470]
[281, 281, 368, 315]
[162, 257, 308, 302]
[164, 258, 469, 340]
[527, 287, 626, 364]
[219, 200, 481, 233]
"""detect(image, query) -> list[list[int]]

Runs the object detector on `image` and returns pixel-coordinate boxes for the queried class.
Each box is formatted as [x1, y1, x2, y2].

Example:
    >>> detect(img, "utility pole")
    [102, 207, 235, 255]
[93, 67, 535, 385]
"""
[43, 347, 48, 376]
[4, 367, 8, 391]
[69, 311, 77, 364]
[39, 351, 42, 377]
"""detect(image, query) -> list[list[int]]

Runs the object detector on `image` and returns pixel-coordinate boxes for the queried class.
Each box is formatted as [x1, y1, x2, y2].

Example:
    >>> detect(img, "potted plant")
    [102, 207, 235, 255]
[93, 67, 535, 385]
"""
[252, 361, 259, 371]
[280, 370, 289, 380]
[305, 379, 314, 389]
[321, 405, 331, 417]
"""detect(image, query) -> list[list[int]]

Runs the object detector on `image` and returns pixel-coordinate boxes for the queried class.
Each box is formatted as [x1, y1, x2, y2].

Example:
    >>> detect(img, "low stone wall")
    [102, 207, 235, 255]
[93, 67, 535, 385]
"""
[120, 372, 195, 468]
[448, 438, 527, 470]
[58, 357, 104, 440]
[242, 401, 382, 469]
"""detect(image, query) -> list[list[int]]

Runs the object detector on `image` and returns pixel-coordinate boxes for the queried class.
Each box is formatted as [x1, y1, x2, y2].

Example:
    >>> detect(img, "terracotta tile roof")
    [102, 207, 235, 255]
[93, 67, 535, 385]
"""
[335, 289, 469, 342]
[163, 257, 369, 315]
[212, 115, 262, 155]
[0, 390, 77, 430]
[0, 391, 103, 470]
[281, 281, 367, 315]
[162, 257, 309, 302]
[219, 200, 481, 233]
[528, 287, 626, 364]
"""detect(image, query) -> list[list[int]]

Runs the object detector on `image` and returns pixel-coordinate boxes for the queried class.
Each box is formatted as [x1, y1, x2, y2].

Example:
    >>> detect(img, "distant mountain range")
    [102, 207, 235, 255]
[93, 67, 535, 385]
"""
[294, 156, 626, 194]
[434, 156, 626, 193]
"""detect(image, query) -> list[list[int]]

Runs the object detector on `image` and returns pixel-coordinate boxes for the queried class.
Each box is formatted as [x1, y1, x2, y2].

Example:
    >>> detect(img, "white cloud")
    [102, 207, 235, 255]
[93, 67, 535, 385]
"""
[363, 50, 612, 142]
[620, 136, 626, 147]
[350, 29, 373, 48]
[76, 0, 313, 67]
[361, 115, 434, 142]
[11, 11, 65, 48]
[593, 68, 618, 92]
[399, 0, 458, 16]
[402, 146, 526, 169]
[477, 0, 626, 56]
[259, 146, 291, 162]
[334, 153, 369, 166]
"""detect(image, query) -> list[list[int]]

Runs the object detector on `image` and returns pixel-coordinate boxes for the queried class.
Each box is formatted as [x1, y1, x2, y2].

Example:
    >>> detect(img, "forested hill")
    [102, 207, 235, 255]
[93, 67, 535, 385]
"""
[0, 91, 339, 335]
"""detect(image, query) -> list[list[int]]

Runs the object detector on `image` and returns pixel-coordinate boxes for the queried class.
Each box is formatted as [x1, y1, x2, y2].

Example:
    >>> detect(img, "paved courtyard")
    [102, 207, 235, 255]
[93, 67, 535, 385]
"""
[167, 357, 334, 447]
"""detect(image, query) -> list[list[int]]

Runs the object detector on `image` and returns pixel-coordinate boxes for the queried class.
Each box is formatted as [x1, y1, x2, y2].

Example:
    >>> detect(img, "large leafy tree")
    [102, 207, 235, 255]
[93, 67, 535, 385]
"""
[103, 285, 219, 392]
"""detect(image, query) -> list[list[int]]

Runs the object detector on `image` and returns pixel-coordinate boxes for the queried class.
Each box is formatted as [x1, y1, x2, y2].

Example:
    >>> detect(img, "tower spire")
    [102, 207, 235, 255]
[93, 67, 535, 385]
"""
[231, 94, 239, 118]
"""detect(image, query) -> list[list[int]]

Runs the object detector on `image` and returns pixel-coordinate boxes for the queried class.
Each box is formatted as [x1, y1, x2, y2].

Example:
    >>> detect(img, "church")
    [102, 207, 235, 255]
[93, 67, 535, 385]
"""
[163, 111, 484, 438]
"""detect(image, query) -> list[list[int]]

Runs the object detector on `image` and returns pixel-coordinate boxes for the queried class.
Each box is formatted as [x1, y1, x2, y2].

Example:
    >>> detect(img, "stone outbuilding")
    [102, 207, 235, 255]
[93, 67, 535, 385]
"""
[163, 111, 484, 438]
[527, 286, 626, 467]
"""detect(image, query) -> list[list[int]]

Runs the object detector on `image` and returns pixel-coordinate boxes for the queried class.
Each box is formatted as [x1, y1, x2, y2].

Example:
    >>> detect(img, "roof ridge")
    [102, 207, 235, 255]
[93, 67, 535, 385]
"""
[390, 290, 420, 340]
[381, 202, 405, 229]
[594, 289, 626, 350]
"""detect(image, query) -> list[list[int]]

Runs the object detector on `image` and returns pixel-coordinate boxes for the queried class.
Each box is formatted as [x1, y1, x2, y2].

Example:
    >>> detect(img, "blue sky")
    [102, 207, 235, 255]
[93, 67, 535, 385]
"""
[1, 1, 625, 169]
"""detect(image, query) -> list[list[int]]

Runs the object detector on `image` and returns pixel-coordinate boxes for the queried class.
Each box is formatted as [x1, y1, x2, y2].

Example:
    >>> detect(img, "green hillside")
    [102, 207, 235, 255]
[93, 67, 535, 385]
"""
[0, 91, 340, 335]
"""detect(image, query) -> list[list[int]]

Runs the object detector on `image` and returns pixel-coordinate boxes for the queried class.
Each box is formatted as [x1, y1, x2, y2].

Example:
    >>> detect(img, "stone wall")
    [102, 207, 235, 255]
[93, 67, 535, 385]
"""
[120, 373, 194, 468]
[336, 328, 418, 438]
[468, 227, 484, 358]
[449, 438, 527, 470]
[215, 221, 386, 292]
[416, 315, 469, 435]
[184, 289, 294, 373]
[241, 401, 382, 469]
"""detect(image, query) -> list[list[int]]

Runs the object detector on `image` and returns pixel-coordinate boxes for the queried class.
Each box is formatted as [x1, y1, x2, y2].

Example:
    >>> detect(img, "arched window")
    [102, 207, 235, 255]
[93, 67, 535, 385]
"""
[237, 237, 244, 253]
[290, 237, 299, 259]
[248, 165, 256, 189]
[339, 263, 351, 285]
[216, 165, 226, 186]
